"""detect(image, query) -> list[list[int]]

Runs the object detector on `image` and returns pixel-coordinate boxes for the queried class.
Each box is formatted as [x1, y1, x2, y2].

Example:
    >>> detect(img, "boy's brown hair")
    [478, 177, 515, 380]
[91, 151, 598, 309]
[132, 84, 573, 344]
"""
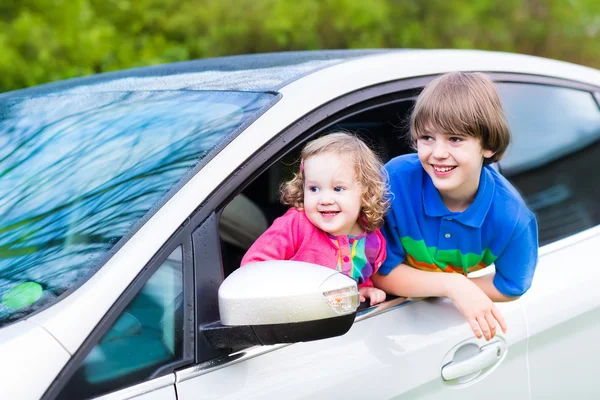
[410, 72, 510, 164]
[280, 132, 390, 232]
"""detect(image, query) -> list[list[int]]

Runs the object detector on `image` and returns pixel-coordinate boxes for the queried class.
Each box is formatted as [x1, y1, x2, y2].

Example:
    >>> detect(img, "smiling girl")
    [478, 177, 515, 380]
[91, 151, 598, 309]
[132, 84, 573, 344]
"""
[241, 132, 390, 305]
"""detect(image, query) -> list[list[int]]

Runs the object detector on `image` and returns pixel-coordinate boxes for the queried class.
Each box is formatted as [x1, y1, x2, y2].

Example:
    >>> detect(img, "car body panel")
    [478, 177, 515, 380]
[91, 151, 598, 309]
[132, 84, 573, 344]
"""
[522, 226, 600, 398]
[95, 375, 177, 400]
[1, 320, 70, 400]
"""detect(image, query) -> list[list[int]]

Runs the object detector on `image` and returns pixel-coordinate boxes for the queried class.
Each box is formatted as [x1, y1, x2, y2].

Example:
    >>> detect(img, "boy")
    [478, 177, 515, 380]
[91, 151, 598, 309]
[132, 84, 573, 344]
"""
[372, 72, 538, 341]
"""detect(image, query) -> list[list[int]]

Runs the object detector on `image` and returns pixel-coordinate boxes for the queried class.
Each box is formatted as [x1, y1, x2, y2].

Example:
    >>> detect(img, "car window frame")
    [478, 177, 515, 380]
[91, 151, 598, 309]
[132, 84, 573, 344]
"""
[43, 226, 195, 400]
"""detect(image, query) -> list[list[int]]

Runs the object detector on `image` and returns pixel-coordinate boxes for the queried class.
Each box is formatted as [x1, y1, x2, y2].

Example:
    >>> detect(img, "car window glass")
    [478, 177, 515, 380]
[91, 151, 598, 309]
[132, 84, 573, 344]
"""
[498, 83, 600, 175]
[0, 91, 275, 328]
[59, 246, 184, 399]
[497, 83, 600, 245]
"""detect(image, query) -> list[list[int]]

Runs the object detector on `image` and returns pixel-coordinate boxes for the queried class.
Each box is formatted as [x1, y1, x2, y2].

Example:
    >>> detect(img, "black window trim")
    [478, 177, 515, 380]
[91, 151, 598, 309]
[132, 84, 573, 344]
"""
[43, 225, 195, 400]
[593, 92, 600, 109]
[491, 72, 600, 93]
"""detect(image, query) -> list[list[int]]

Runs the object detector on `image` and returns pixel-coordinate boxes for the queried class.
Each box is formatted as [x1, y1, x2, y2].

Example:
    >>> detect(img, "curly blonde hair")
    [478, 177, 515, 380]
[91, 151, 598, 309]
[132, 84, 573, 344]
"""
[280, 132, 390, 232]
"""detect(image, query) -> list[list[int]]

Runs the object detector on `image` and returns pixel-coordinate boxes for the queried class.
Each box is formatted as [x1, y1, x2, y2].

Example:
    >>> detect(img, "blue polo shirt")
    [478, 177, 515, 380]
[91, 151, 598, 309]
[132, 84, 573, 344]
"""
[380, 154, 538, 297]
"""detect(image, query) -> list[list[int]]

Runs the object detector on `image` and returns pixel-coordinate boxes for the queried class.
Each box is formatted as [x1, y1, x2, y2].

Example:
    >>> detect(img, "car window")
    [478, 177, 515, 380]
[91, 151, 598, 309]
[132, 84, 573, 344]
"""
[217, 100, 415, 278]
[0, 90, 275, 328]
[497, 83, 600, 245]
[498, 83, 600, 175]
[58, 246, 184, 399]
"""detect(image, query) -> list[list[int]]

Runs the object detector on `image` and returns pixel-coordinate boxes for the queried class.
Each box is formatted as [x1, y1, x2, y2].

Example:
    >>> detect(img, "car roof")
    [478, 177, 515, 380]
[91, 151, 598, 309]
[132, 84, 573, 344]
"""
[3, 49, 600, 101]
[0, 49, 400, 98]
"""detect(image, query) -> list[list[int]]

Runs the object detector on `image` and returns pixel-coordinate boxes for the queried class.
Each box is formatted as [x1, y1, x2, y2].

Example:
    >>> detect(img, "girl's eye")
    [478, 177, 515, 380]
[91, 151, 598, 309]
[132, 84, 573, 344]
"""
[334, 186, 345, 192]
[308, 186, 319, 193]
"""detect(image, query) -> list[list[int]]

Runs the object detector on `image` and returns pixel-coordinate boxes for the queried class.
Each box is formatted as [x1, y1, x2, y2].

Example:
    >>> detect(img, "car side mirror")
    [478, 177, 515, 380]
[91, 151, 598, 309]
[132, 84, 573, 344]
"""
[200, 261, 360, 351]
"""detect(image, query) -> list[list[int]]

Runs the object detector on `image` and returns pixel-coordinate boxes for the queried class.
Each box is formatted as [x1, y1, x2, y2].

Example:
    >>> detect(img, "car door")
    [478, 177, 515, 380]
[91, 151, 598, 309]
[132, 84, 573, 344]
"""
[177, 296, 528, 399]
[174, 78, 531, 399]
[496, 78, 600, 399]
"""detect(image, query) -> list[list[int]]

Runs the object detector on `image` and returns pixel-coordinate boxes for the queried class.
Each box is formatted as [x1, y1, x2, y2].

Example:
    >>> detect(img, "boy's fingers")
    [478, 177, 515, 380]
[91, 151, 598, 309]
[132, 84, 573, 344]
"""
[468, 318, 482, 339]
[478, 316, 492, 341]
[485, 313, 497, 338]
[492, 306, 508, 333]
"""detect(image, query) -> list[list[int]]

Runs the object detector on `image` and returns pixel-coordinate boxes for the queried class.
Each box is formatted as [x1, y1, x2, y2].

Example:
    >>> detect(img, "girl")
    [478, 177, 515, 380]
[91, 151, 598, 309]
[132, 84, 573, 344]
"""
[241, 132, 390, 305]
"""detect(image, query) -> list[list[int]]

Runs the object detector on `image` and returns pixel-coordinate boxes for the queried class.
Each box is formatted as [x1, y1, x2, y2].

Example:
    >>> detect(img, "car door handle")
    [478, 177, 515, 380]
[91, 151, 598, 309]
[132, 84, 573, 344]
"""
[441, 341, 506, 381]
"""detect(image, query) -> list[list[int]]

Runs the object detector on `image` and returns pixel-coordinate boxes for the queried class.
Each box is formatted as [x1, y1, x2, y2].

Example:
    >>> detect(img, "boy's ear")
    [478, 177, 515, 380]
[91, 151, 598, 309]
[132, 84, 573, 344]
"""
[483, 149, 495, 159]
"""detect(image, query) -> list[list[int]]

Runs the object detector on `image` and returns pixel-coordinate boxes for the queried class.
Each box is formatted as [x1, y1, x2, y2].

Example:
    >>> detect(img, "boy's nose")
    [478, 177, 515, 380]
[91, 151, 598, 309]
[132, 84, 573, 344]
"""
[432, 140, 449, 159]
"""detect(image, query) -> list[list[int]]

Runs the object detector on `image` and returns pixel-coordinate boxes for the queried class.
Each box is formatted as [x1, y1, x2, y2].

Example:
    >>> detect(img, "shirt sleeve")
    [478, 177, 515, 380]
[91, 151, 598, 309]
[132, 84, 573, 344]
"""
[492, 214, 539, 297]
[378, 209, 407, 275]
[358, 278, 373, 288]
[240, 210, 298, 266]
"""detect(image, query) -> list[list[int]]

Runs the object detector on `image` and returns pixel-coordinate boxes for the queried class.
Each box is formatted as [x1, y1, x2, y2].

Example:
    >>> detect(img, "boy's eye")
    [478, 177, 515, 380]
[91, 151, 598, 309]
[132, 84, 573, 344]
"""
[334, 186, 345, 192]
[419, 135, 434, 141]
[449, 136, 463, 143]
[308, 186, 319, 193]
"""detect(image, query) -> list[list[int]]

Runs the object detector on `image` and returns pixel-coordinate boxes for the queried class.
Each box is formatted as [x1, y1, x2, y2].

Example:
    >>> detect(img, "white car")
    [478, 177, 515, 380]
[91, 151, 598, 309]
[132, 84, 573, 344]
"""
[1, 49, 600, 400]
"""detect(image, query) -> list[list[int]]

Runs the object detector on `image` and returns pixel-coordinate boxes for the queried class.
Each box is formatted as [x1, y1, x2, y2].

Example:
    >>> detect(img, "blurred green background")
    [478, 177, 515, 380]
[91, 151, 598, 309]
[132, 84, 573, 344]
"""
[1, 0, 599, 92]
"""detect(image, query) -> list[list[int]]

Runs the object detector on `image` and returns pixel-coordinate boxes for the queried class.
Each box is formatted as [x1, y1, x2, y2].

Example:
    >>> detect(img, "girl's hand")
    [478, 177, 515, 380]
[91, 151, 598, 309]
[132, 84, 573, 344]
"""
[359, 287, 386, 306]
[447, 276, 508, 341]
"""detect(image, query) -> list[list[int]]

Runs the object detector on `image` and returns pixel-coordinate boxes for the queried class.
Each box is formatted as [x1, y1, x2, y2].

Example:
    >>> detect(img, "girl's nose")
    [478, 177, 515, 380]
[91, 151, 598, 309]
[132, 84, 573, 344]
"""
[318, 192, 335, 205]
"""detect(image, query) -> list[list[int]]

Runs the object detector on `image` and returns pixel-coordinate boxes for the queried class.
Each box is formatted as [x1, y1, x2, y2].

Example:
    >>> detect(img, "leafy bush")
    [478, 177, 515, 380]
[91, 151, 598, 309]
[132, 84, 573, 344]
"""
[1, 0, 598, 91]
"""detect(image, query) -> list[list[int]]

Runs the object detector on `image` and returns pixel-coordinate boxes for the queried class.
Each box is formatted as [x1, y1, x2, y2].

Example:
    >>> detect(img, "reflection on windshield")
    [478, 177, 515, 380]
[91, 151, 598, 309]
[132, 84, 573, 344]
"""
[0, 90, 274, 327]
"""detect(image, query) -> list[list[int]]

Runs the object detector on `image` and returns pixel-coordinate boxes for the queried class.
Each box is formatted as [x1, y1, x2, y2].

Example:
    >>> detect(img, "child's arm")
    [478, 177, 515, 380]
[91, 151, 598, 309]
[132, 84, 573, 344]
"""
[471, 274, 517, 302]
[372, 262, 460, 298]
[372, 264, 507, 341]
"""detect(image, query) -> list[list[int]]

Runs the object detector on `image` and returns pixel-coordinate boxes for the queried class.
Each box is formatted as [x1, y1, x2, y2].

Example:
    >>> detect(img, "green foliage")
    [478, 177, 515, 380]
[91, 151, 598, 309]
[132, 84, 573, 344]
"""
[0, 0, 598, 92]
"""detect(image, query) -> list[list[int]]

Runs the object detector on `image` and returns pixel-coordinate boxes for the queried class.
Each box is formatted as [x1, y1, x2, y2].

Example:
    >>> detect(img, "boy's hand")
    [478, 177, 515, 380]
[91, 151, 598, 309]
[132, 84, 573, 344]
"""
[448, 276, 508, 341]
[359, 287, 386, 306]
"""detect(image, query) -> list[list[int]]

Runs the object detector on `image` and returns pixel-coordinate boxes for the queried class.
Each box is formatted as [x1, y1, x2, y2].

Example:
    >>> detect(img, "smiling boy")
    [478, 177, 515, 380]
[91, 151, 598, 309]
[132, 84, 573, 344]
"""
[372, 72, 539, 340]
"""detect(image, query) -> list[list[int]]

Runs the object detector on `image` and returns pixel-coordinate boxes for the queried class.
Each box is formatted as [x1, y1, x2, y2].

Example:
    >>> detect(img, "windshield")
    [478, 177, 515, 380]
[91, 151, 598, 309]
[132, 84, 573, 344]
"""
[0, 90, 275, 327]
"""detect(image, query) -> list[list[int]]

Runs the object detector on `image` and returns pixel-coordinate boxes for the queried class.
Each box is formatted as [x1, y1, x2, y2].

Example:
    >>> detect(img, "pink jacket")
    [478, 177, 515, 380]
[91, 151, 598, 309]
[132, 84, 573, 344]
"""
[241, 208, 387, 287]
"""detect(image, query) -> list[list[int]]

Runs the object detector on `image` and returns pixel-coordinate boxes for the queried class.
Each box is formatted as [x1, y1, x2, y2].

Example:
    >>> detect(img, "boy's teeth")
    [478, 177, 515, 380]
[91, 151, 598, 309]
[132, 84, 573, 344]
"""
[434, 166, 454, 172]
